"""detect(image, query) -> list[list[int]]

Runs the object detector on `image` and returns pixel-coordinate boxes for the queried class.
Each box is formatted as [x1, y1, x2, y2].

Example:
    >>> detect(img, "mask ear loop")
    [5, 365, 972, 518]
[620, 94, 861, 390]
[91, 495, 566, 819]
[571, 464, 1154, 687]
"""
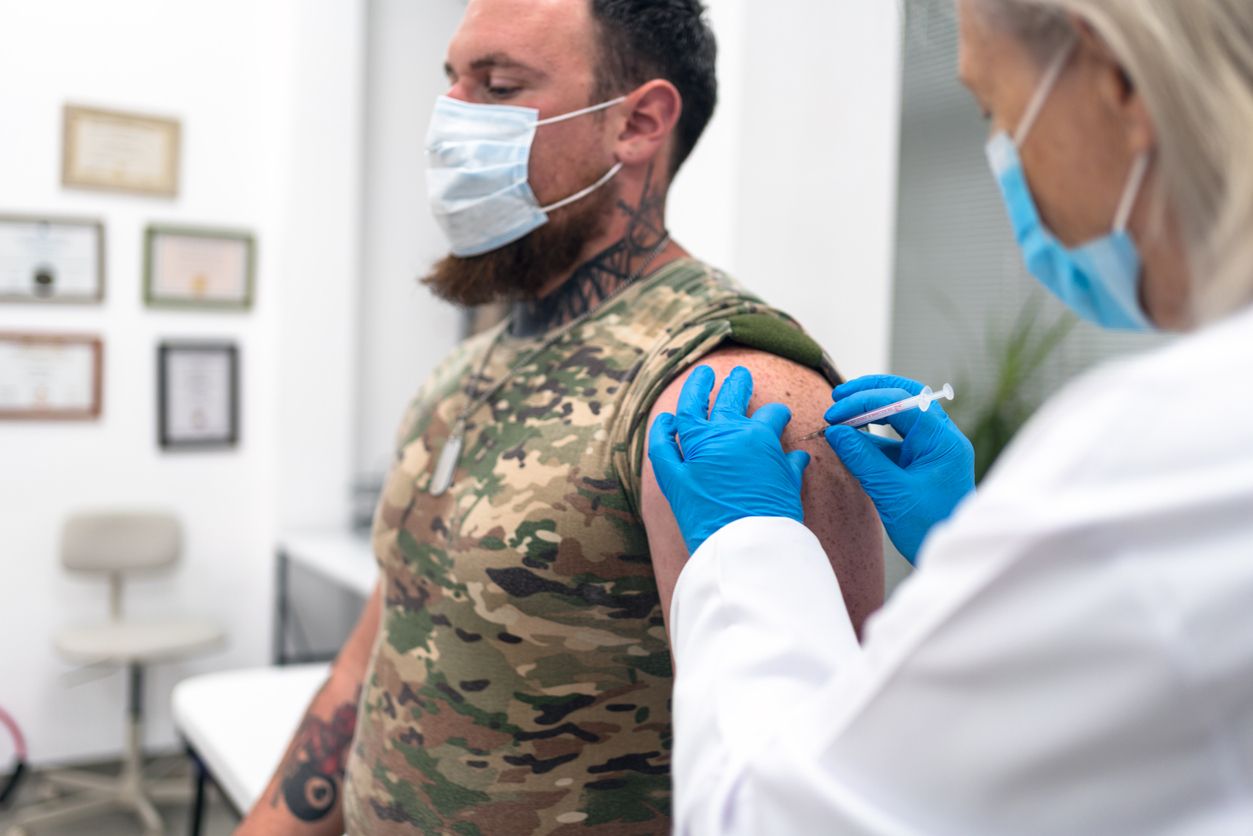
[533, 94, 629, 214]
[535, 95, 628, 127]
[540, 162, 624, 214]
[1113, 153, 1150, 233]
[1014, 38, 1078, 147]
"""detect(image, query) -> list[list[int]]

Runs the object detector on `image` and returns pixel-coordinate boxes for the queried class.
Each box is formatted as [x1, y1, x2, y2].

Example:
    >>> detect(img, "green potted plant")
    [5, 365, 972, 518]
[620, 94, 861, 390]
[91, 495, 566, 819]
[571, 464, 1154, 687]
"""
[953, 296, 1077, 483]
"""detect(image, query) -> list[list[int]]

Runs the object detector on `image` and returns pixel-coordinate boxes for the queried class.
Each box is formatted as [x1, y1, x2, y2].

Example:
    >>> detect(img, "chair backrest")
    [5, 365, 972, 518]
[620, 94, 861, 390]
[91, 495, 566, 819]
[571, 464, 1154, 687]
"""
[61, 512, 182, 575]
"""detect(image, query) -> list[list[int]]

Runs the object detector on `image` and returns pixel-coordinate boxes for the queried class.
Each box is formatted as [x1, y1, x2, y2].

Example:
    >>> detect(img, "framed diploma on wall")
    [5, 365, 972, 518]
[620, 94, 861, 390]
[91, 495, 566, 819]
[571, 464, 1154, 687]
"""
[0, 333, 103, 420]
[144, 226, 255, 310]
[62, 105, 181, 197]
[157, 342, 239, 449]
[0, 215, 105, 304]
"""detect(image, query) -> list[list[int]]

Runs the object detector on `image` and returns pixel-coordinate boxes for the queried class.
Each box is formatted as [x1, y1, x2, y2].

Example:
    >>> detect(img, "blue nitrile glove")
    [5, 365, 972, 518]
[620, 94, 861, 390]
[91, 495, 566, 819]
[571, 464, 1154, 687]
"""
[824, 374, 975, 564]
[649, 365, 811, 555]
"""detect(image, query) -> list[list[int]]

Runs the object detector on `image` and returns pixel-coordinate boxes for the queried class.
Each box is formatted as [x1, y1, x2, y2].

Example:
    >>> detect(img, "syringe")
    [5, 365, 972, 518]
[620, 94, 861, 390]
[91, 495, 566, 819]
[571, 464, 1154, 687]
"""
[798, 383, 955, 442]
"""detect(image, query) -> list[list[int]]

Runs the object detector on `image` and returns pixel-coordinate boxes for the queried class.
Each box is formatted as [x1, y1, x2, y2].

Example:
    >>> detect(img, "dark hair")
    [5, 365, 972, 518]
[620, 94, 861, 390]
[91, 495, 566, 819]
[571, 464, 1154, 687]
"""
[590, 0, 718, 176]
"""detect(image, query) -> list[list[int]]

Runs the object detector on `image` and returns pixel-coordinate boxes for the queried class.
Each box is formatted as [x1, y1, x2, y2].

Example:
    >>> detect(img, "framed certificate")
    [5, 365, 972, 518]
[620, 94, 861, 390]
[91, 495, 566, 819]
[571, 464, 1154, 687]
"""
[157, 342, 239, 449]
[144, 226, 255, 310]
[0, 333, 103, 420]
[0, 215, 105, 304]
[62, 104, 181, 197]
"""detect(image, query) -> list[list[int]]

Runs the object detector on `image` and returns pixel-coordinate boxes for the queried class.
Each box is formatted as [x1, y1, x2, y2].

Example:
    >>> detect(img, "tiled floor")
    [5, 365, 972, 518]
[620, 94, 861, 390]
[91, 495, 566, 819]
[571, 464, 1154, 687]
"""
[0, 755, 238, 836]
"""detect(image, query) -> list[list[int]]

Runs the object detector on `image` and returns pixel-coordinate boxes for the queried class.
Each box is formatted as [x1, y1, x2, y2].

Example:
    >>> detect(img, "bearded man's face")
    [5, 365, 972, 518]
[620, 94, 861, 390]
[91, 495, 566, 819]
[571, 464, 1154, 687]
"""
[425, 0, 626, 306]
[422, 174, 614, 307]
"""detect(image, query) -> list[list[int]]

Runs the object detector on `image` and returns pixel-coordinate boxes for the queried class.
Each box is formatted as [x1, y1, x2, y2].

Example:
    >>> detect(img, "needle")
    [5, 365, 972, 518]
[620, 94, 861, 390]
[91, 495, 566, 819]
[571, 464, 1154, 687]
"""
[798, 383, 955, 442]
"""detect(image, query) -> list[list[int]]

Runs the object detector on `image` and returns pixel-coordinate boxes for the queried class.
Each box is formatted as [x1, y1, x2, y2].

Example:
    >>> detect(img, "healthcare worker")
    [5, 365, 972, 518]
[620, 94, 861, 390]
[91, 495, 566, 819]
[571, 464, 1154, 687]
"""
[648, 1, 1253, 833]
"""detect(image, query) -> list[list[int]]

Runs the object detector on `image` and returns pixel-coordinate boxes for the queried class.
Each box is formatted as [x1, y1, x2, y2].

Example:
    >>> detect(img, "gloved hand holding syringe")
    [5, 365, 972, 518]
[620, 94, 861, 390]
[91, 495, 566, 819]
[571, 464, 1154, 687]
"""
[798, 383, 955, 441]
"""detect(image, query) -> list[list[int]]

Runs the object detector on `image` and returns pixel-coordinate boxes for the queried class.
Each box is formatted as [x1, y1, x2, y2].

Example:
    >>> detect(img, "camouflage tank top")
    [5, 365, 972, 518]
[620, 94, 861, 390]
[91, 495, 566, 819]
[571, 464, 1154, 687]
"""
[343, 258, 834, 834]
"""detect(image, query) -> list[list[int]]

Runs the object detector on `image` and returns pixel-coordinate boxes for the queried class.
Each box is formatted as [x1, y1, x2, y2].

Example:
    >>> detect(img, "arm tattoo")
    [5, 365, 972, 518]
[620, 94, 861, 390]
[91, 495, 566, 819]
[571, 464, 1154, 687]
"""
[512, 161, 669, 337]
[272, 690, 361, 821]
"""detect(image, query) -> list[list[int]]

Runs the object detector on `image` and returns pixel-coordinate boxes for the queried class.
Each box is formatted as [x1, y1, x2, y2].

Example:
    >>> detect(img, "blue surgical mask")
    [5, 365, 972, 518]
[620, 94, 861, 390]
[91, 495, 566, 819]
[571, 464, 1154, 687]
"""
[985, 42, 1155, 331]
[426, 95, 625, 257]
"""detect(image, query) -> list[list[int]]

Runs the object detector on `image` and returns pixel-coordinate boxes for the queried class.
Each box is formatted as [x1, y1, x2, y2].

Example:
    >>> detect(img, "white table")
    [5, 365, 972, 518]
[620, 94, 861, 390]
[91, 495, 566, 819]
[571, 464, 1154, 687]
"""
[274, 529, 377, 664]
[172, 664, 329, 832]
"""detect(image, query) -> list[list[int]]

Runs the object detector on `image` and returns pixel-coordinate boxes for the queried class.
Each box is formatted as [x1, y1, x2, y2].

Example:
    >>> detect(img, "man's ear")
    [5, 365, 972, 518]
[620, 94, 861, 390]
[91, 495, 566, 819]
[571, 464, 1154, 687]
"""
[615, 79, 683, 168]
[1072, 15, 1155, 156]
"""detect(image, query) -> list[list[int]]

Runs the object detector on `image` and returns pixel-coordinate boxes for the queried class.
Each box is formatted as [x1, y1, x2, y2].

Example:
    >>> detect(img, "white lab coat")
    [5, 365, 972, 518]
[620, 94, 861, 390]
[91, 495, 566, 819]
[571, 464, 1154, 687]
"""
[670, 304, 1253, 835]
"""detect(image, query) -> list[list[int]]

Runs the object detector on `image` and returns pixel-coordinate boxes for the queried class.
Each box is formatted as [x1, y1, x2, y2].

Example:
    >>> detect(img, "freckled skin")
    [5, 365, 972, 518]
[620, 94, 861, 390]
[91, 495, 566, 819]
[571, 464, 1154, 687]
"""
[642, 347, 885, 640]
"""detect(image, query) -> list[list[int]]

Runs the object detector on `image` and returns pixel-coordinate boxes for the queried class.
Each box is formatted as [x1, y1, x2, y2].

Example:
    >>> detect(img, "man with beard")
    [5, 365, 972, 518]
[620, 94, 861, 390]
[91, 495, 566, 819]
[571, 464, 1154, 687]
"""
[239, 0, 883, 833]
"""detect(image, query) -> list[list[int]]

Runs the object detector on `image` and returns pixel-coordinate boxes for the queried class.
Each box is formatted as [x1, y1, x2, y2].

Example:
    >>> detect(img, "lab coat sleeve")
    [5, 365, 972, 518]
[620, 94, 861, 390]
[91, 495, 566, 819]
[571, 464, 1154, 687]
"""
[669, 516, 862, 836]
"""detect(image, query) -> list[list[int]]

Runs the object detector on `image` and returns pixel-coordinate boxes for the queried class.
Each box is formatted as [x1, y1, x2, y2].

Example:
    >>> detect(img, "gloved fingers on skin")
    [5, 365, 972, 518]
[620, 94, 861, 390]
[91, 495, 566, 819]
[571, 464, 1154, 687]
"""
[825, 425, 900, 489]
[881, 401, 960, 443]
[648, 412, 684, 474]
[751, 402, 793, 439]
[826, 423, 898, 460]
[676, 365, 717, 429]
[824, 388, 914, 427]
[786, 449, 812, 482]
[903, 413, 974, 469]
[710, 366, 754, 420]
[862, 429, 904, 465]
[833, 374, 928, 401]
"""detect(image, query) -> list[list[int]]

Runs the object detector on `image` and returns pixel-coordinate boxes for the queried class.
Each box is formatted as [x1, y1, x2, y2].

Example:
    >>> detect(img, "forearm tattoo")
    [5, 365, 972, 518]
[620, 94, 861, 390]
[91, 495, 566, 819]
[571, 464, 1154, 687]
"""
[272, 691, 361, 821]
[512, 161, 669, 337]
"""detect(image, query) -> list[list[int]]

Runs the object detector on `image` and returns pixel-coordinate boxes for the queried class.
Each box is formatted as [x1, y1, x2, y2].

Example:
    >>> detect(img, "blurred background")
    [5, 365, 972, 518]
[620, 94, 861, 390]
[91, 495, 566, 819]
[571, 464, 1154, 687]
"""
[0, 0, 1163, 832]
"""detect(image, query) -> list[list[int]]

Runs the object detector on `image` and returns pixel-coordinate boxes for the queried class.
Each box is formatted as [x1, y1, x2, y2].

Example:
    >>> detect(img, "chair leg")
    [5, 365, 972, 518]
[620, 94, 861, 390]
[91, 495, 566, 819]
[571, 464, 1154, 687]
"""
[6, 664, 173, 836]
[123, 663, 165, 835]
[8, 794, 120, 831]
[128, 792, 163, 835]
[42, 768, 117, 793]
[146, 776, 193, 803]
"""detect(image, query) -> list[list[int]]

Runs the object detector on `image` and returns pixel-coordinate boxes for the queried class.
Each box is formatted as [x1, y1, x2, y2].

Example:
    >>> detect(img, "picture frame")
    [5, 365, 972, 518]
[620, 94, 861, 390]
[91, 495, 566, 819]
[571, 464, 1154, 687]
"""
[0, 332, 103, 421]
[0, 214, 105, 304]
[144, 225, 255, 310]
[157, 342, 239, 450]
[62, 104, 181, 198]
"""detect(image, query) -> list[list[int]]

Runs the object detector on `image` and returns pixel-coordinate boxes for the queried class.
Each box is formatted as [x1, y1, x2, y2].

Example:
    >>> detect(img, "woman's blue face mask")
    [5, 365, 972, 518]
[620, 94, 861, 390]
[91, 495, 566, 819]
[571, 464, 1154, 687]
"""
[985, 41, 1156, 332]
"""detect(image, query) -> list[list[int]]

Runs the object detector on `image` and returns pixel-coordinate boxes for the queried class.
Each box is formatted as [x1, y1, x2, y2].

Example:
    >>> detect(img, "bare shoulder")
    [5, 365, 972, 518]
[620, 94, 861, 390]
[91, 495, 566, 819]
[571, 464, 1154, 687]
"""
[646, 346, 832, 436]
[641, 347, 885, 636]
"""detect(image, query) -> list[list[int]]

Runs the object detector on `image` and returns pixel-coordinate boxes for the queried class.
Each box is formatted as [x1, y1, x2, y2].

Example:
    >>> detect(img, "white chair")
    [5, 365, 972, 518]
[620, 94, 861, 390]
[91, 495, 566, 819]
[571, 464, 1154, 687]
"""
[6, 512, 226, 836]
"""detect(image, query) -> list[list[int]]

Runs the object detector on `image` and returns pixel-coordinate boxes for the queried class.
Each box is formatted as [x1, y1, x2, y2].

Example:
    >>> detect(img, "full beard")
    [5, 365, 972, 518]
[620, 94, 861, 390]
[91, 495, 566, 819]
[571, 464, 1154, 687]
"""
[422, 180, 615, 308]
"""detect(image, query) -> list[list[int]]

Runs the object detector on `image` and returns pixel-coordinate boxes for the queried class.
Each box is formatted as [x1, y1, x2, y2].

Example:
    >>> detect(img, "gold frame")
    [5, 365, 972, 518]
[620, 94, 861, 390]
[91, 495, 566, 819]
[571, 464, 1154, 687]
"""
[62, 104, 181, 198]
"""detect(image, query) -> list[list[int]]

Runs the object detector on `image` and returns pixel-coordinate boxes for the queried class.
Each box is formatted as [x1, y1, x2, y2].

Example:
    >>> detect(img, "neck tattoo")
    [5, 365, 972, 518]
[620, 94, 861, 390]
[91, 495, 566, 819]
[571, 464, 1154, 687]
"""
[512, 164, 669, 338]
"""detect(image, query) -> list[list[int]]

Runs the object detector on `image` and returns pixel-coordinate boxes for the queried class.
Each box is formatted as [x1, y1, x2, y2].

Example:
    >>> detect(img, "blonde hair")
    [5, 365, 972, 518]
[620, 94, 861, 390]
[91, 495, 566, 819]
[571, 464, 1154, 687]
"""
[980, 0, 1253, 323]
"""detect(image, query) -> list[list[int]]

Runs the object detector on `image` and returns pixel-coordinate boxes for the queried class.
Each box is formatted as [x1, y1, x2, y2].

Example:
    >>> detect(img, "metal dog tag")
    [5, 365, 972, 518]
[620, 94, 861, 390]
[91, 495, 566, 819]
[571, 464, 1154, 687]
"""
[430, 426, 464, 497]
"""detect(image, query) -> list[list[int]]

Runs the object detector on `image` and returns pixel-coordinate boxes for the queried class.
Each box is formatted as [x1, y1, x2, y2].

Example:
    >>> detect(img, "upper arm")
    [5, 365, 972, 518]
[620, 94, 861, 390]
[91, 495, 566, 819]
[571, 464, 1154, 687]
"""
[641, 348, 885, 638]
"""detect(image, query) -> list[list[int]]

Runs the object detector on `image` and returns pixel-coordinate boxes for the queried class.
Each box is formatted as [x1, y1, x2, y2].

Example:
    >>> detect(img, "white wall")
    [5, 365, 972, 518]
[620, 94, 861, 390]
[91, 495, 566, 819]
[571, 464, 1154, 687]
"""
[354, 0, 466, 480]
[670, 0, 903, 379]
[276, 1, 368, 531]
[0, 0, 364, 765]
[667, 0, 749, 273]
